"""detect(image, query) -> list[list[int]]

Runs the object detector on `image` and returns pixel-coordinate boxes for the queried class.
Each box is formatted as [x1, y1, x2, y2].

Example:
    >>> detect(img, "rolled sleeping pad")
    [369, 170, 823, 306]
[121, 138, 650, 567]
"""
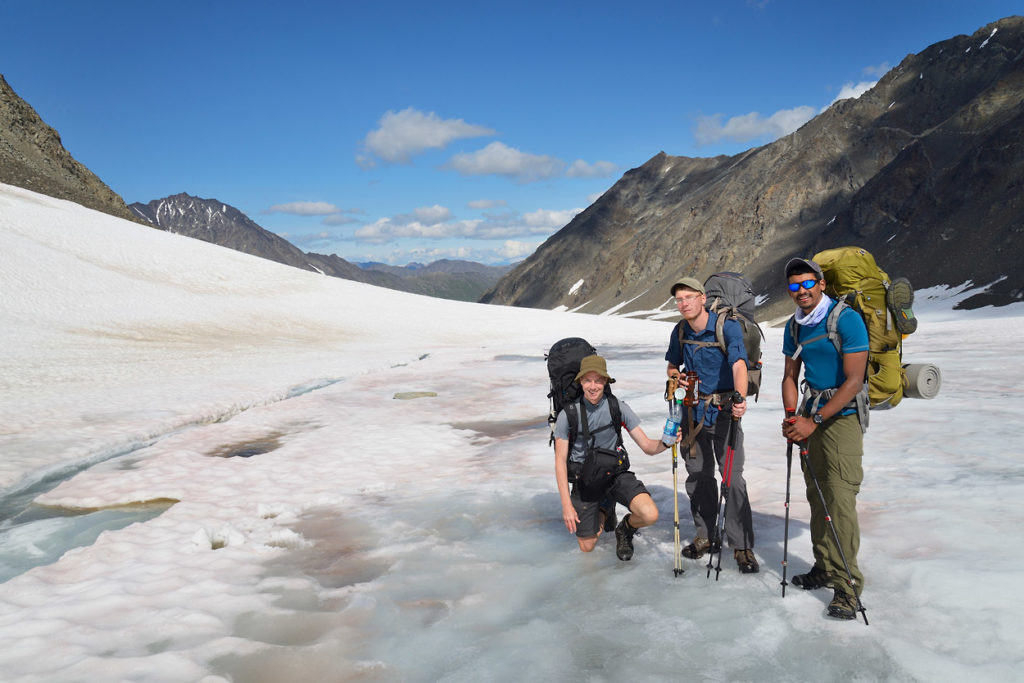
[902, 363, 941, 400]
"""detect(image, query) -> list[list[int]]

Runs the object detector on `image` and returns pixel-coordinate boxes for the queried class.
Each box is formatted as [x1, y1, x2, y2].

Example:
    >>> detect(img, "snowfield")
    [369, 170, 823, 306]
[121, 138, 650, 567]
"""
[1, 183, 1022, 682]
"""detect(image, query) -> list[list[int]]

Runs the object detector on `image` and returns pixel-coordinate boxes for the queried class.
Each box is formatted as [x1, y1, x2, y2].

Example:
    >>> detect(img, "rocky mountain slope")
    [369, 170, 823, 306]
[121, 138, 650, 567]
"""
[130, 194, 509, 301]
[481, 16, 1024, 317]
[0, 75, 138, 222]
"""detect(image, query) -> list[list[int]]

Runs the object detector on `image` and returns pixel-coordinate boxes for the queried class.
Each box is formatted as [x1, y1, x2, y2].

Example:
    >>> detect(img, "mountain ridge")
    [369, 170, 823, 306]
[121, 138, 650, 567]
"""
[481, 16, 1024, 317]
[129, 192, 510, 302]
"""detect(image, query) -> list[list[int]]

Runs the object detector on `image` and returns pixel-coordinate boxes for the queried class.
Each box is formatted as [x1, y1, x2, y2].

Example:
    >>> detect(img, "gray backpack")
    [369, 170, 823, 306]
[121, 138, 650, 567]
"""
[681, 272, 764, 400]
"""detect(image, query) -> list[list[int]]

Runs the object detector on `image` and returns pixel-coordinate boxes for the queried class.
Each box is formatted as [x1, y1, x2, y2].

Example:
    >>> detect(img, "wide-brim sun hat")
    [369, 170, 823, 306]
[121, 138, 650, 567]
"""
[574, 354, 615, 383]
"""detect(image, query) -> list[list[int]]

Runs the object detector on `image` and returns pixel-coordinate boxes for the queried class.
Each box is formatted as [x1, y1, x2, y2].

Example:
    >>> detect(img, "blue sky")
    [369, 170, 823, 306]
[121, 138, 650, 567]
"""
[2, 1, 1018, 265]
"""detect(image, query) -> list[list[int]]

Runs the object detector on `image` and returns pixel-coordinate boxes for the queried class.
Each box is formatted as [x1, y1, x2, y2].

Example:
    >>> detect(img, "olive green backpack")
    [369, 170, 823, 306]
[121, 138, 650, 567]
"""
[787, 246, 918, 409]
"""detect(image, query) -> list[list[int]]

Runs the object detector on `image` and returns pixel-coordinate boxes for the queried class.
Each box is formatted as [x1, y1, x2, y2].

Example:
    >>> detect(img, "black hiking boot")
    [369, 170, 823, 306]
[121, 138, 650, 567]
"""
[792, 565, 830, 590]
[600, 505, 617, 533]
[614, 513, 637, 561]
[827, 589, 858, 620]
[681, 536, 716, 560]
[734, 548, 759, 574]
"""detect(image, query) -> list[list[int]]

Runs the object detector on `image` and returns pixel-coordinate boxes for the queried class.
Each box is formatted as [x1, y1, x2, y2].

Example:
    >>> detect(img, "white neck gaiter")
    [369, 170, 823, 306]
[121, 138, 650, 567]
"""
[794, 294, 832, 326]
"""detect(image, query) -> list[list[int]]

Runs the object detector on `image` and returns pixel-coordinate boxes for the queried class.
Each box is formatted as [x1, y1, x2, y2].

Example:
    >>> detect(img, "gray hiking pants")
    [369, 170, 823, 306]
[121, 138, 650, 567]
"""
[683, 413, 755, 549]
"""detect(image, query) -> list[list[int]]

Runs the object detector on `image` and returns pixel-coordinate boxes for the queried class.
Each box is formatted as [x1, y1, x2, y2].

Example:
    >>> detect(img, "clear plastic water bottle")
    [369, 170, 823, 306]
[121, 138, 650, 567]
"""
[662, 390, 684, 445]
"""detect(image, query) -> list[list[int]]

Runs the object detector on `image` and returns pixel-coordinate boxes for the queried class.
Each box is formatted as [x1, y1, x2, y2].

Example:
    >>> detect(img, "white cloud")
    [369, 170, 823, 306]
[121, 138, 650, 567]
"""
[410, 205, 453, 225]
[694, 106, 817, 145]
[445, 141, 565, 182]
[349, 205, 582, 245]
[468, 199, 507, 209]
[522, 208, 581, 230]
[830, 80, 877, 105]
[265, 201, 342, 216]
[322, 213, 361, 226]
[360, 107, 495, 164]
[566, 159, 617, 178]
[353, 218, 484, 244]
[499, 240, 540, 259]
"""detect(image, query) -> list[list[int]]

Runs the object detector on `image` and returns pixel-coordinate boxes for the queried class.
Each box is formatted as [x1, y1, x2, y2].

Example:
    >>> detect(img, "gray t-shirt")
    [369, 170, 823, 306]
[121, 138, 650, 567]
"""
[554, 395, 640, 463]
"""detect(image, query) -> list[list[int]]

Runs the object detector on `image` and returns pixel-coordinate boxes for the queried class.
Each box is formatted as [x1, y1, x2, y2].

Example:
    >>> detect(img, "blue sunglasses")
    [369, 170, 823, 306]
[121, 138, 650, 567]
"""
[787, 279, 819, 292]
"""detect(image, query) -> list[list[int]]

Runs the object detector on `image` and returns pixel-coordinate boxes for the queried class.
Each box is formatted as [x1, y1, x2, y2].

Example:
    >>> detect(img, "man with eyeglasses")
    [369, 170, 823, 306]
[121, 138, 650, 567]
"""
[664, 277, 758, 574]
[781, 257, 869, 620]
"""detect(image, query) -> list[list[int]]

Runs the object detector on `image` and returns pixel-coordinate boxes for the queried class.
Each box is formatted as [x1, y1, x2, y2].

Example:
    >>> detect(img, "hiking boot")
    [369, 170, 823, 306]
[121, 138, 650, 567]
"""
[888, 276, 918, 335]
[734, 548, 759, 574]
[600, 505, 617, 533]
[827, 589, 859, 620]
[792, 565, 830, 590]
[614, 513, 637, 561]
[681, 537, 714, 560]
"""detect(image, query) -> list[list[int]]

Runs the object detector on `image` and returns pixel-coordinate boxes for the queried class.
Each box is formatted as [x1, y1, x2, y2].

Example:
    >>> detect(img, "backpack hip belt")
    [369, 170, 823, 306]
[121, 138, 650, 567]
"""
[699, 390, 735, 407]
[799, 384, 869, 434]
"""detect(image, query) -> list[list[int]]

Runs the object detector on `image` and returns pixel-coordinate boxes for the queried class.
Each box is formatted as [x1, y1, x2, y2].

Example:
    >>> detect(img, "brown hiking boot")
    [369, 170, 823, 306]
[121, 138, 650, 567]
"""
[681, 537, 712, 560]
[734, 548, 759, 574]
[827, 589, 858, 620]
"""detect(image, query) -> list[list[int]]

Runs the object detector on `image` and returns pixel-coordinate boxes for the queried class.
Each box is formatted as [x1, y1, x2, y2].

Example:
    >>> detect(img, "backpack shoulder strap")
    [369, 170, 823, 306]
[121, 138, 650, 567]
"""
[824, 300, 847, 355]
[787, 302, 846, 359]
[563, 401, 580, 452]
[679, 313, 727, 351]
[714, 310, 728, 354]
[607, 394, 624, 447]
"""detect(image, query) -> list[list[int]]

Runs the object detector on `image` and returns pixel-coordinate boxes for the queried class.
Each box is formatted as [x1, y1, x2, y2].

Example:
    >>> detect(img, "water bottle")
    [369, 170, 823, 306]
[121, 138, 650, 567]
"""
[662, 389, 684, 445]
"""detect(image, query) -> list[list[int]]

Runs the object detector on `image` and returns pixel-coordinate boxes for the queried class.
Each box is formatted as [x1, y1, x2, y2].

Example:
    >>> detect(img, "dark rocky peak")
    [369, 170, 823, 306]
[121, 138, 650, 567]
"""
[129, 192, 261, 233]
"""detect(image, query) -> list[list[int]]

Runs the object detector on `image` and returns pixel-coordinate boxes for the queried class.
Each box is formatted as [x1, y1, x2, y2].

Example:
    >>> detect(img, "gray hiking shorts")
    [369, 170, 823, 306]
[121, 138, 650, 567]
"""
[570, 471, 649, 537]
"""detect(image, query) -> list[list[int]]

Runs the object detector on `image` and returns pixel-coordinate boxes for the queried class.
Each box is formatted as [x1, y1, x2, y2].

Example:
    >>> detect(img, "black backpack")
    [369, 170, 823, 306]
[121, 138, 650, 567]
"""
[545, 338, 627, 494]
[680, 272, 764, 400]
[545, 337, 598, 446]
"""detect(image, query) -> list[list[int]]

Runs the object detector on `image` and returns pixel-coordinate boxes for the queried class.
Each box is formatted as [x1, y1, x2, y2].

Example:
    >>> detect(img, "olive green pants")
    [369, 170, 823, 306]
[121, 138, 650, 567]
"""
[802, 413, 864, 596]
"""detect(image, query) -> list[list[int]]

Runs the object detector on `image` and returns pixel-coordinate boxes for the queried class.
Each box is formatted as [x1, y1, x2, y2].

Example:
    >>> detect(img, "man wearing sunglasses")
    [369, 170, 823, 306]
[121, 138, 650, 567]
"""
[781, 258, 869, 620]
[664, 277, 757, 574]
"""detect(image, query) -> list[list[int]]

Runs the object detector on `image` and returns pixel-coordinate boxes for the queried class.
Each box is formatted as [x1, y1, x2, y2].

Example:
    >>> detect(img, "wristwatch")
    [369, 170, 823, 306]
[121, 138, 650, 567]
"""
[812, 412, 824, 425]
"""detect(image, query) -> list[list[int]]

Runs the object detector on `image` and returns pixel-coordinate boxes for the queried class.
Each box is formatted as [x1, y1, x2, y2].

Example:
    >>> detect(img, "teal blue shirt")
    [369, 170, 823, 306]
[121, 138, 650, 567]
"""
[783, 300, 869, 394]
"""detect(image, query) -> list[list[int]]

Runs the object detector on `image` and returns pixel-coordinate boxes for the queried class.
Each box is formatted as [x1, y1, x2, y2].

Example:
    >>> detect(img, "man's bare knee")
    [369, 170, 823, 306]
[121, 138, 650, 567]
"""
[629, 494, 659, 527]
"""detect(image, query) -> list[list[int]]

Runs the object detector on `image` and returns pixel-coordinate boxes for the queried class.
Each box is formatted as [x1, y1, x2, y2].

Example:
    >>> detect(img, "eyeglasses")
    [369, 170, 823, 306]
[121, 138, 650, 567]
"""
[674, 295, 702, 304]
[787, 279, 818, 292]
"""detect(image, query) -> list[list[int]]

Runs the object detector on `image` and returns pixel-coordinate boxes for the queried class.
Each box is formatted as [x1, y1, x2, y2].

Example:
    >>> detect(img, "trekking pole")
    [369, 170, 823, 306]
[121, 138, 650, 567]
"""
[781, 409, 795, 598]
[706, 417, 733, 579]
[673, 443, 684, 577]
[798, 440, 869, 625]
[667, 377, 684, 577]
[709, 392, 743, 580]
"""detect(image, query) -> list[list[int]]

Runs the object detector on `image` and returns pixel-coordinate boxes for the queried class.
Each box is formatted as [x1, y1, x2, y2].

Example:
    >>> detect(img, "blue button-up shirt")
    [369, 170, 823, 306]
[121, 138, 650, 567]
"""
[665, 310, 748, 426]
